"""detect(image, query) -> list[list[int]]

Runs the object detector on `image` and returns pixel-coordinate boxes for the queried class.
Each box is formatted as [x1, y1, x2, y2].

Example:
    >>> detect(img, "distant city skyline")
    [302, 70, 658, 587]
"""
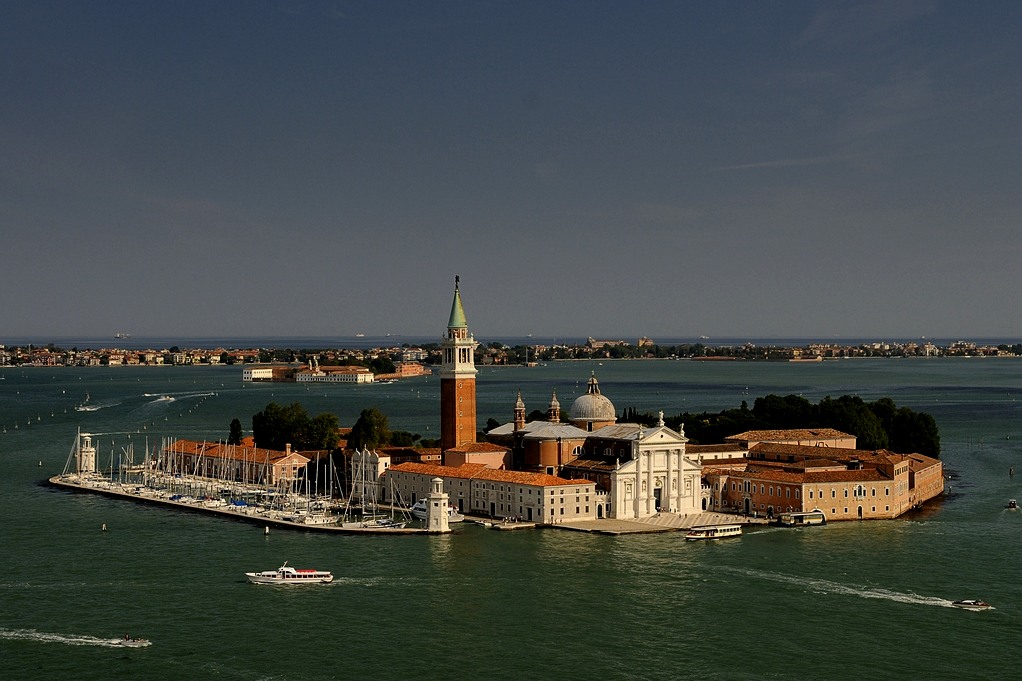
[2, 2, 1020, 339]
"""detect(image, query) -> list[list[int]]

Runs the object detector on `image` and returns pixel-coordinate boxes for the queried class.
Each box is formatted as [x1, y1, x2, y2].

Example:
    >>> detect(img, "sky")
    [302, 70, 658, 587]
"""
[2, 1, 1020, 341]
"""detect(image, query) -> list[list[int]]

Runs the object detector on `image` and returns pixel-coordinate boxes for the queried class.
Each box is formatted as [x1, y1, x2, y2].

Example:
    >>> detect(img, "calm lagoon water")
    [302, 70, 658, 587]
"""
[1, 358, 1021, 680]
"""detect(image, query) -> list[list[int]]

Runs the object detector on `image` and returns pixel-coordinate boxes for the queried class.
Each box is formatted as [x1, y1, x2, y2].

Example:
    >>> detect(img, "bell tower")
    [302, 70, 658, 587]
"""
[440, 276, 478, 451]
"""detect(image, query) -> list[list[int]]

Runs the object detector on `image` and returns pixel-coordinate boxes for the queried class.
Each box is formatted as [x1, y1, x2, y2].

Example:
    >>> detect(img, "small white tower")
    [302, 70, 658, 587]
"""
[77, 432, 97, 475]
[426, 477, 451, 534]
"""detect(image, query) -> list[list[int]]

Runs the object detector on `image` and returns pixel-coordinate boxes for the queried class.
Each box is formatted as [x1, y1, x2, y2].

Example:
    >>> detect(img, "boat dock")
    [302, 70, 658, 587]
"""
[47, 475, 428, 535]
[554, 511, 768, 536]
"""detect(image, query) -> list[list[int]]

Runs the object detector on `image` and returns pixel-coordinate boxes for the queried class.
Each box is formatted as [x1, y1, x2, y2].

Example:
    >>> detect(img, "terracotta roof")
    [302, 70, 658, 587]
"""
[561, 458, 619, 473]
[726, 428, 854, 442]
[387, 462, 590, 488]
[445, 441, 509, 454]
[720, 466, 887, 484]
[167, 439, 310, 465]
[378, 446, 442, 458]
[687, 443, 747, 453]
[904, 452, 942, 471]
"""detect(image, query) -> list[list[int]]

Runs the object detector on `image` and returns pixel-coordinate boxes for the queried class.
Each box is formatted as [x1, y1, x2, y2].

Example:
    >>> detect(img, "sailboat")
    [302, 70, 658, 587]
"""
[340, 448, 409, 529]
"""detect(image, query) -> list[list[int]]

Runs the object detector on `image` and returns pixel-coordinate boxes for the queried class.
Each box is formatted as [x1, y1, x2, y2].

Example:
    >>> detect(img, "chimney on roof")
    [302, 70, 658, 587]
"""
[286, 443, 291, 456]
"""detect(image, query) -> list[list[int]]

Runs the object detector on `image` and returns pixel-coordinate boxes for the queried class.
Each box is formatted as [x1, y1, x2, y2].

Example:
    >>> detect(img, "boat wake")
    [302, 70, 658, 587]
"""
[718, 566, 956, 608]
[0, 627, 151, 648]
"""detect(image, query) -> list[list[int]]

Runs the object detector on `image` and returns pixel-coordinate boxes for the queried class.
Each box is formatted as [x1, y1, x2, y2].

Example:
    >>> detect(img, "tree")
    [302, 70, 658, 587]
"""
[889, 408, 941, 457]
[369, 356, 396, 375]
[818, 395, 888, 450]
[251, 402, 339, 451]
[348, 408, 390, 450]
[390, 431, 420, 447]
[228, 418, 243, 445]
[752, 394, 813, 428]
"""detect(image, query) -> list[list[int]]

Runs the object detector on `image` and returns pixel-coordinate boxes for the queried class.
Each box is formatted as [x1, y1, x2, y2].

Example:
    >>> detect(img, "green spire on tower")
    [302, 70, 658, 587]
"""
[447, 275, 468, 329]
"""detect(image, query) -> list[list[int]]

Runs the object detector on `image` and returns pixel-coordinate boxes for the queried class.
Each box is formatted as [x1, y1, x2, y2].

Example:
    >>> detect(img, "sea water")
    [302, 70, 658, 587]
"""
[1, 358, 1021, 680]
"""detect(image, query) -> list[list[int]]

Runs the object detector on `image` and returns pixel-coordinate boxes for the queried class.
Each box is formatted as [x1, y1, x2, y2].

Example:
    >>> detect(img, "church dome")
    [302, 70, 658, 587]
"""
[569, 374, 616, 423]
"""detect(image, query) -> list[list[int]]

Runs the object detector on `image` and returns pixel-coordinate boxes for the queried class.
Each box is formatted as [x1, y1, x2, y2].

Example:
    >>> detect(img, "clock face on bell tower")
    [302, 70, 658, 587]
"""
[440, 276, 477, 451]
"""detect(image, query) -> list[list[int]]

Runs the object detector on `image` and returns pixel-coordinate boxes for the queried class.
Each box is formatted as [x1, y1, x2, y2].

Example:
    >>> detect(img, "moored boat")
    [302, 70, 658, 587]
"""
[951, 599, 992, 610]
[245, 562, 333, 584]
[409, 499, 465, 522]
[685, 524, 742, 540]
[775, 509, 827, 527]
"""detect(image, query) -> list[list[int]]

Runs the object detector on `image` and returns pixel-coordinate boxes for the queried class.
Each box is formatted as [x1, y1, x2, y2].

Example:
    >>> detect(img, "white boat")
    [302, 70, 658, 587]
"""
[776, 510, 827, 526]
[951, 599, 992, 610]
[1007, 499, 1018, 510]
[245, 562, 333, 584]
[113, 636, 151, 647]
[685, 524, 742, 541]
[409, 499, 465, 522]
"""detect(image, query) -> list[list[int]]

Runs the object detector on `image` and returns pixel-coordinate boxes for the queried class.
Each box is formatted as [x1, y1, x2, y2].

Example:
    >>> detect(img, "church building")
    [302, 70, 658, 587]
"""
[487, 374, 703, 520]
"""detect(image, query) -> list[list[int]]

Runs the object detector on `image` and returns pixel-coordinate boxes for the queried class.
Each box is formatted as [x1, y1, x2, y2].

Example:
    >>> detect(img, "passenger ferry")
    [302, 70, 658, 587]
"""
[775, 510, 827, 527]
[245, 562, 333, 584]
[685, 524, 742, 541]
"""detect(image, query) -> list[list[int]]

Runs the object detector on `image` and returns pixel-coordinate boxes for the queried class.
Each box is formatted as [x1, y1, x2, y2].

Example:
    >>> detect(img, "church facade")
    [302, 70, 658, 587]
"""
[488, 374, 703, 520]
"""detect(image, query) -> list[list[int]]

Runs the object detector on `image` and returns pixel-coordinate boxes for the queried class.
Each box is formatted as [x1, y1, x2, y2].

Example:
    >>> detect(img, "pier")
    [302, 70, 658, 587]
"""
[47, 475, 428, 535]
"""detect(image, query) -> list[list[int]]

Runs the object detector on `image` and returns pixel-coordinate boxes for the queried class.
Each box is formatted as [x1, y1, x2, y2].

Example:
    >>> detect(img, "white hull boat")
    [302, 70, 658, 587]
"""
[685, 524, 742, 541]
[113, 637, 151, 647]
[409, 499, 465, 522]
[246, 562, 333, 584]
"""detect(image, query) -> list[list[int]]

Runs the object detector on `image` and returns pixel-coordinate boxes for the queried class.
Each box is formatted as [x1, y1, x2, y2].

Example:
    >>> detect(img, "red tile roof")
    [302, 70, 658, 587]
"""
[167, 439, 309, 465]
[387, 462, 590, 488]
[727, 428, 853, 442]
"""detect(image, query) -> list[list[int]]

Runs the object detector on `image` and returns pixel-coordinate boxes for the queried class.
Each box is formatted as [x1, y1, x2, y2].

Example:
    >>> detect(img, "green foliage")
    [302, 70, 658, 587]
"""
[251, 402, 339, 452]
[817, 395, 888, 450]
[752, 394, 813, 428]
[227, 418, 243, 445]
[369, 356, 396, 375]
[390, 431, 420, 447]
[348, 408, 390, 450]
[624, 393, 941, 457]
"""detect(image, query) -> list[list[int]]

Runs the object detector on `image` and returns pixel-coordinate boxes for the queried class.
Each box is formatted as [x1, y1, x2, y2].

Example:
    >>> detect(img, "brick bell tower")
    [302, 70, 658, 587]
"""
[440, 276, 478, 451]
